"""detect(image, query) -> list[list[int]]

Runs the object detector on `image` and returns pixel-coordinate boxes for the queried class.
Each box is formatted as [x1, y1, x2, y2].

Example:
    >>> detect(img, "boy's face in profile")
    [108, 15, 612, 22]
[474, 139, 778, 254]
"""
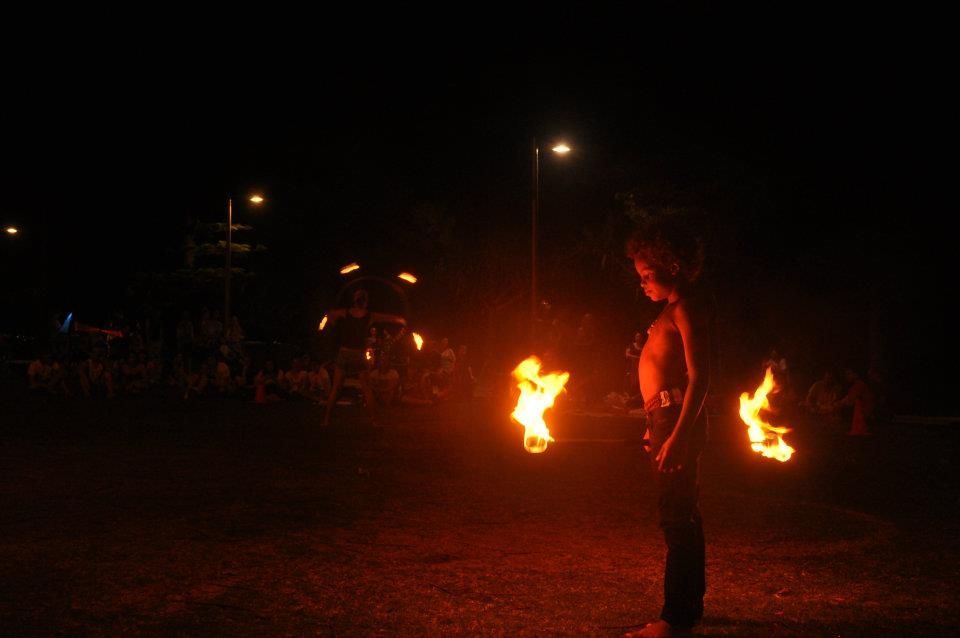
[633, 257, 676, 302]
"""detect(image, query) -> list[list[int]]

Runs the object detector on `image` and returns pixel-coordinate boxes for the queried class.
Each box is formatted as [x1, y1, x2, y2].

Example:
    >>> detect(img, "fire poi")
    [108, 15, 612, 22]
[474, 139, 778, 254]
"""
[739, 366, 795, 462]
[510, 356, 569, 454]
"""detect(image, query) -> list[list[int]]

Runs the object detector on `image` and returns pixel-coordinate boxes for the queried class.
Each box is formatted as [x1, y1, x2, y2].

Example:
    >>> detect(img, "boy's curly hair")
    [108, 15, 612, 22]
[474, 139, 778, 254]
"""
[625, 216, 704, 283]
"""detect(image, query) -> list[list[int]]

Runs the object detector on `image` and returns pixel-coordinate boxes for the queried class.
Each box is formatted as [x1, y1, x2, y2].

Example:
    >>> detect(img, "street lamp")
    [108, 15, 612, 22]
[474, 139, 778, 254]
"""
[225, 194, 264, 324]
[531, 138, 571, 341]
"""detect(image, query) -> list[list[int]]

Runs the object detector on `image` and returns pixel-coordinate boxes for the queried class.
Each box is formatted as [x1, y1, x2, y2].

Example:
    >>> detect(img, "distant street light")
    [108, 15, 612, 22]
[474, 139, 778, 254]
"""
[225, 194, 265, 324]
[531, 138, 572, 342]
[5, 226, 17, 235]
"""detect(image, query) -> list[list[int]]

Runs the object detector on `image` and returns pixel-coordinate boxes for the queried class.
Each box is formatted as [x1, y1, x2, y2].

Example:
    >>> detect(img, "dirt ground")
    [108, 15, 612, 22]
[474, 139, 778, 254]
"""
[2, 391, 958, 637]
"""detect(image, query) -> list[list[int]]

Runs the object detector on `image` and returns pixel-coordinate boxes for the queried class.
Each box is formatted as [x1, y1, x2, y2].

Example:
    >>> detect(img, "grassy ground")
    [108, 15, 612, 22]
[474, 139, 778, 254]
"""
[1, 390, 958, 637]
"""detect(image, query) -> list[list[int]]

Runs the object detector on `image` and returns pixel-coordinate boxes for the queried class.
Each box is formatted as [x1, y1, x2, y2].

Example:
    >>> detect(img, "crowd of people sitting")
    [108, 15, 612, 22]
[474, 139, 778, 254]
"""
[750, 349, 889, 436]
[25, 305, 889, 437]
[799, 365, 888, 436]
[24, 308, 477, 409]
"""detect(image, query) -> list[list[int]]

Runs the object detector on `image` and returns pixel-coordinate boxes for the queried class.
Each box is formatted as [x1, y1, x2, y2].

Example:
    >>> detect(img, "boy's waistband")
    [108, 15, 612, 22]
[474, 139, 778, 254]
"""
[644, 387, 684, 414]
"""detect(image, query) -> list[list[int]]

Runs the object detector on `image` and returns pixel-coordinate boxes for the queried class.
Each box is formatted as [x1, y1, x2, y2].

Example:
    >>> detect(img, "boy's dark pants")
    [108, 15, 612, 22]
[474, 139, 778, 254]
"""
[647, 405, 707, 629]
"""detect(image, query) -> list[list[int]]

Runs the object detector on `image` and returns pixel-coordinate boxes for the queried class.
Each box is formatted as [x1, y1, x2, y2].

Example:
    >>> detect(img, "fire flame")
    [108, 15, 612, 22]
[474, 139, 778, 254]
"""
[339, 262, 360, 275]
[510, 356, 569, 454]
[397, 272, 418, 284]
[318, 314, 328, 331]
[739, 367, 795, 462]
[412, 332, 424, 351]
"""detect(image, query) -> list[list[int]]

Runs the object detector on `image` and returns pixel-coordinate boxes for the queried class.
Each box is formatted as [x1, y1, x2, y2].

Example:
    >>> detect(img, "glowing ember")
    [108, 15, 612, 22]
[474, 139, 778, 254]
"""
[318, 314, 328, 331]
[365, 348, 373, 362]
[739, 367, 795, 462]
[412, 332, 424, 351]
[510, 356, 569, 454]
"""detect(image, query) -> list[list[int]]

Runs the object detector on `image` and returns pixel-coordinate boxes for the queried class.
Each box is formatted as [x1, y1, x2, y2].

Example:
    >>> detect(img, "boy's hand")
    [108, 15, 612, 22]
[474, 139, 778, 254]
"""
[655, 434, 686, 473]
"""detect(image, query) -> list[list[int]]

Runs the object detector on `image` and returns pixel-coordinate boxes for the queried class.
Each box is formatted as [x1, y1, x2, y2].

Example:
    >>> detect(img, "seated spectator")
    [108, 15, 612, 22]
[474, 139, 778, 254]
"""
[47, 357, 71, 396]
[439, 337, 456, 377]
[184, 362, 209, 399]
[168, 353, 188, 388]
[79, 350, 115, 399]
[802, 370, 841, 421]
[370, 354, 400, 406]
[212, 355, 233, 395]
[284, 358, 310, 399]
[834, 367, 875, 436]
[400, 364, 434, 406]
[254, 360, 283, 403]
[418, 339, 443, 380]
[27, 354, 70, 396]
[234, 353, 256, 398]
[27, 355, 51, 392]
[122, 354, 148, 394]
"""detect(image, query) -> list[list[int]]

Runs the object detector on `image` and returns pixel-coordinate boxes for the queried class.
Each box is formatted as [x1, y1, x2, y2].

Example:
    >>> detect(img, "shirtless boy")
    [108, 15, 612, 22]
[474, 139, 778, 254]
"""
[625, 218, 710, 638]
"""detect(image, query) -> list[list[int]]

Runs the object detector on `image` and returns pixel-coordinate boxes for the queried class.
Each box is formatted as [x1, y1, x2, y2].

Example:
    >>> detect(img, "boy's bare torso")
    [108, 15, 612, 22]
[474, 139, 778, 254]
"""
[639, 301, 688, 402]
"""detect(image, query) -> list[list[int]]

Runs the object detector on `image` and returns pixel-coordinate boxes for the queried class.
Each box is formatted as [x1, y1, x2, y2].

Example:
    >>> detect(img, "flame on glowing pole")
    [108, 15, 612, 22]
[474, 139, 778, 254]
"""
[739, 367, 795, 462]
[510, 356, 569, 454]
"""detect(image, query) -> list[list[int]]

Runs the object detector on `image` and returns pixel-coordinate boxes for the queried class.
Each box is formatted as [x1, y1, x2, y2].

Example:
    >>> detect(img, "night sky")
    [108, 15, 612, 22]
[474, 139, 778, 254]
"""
[2, 12, 953, 411]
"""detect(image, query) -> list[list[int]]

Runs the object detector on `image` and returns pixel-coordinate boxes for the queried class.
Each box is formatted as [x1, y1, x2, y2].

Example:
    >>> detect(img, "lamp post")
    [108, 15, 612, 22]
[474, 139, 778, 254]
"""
[531, 139, 571, 342]
[225, 194, 264, 324]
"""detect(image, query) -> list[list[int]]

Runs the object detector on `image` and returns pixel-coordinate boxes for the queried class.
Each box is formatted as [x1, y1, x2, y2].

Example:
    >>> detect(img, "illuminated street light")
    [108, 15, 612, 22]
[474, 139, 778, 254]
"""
[225, 193, 265, 323]
[531, 139, 573, 342]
